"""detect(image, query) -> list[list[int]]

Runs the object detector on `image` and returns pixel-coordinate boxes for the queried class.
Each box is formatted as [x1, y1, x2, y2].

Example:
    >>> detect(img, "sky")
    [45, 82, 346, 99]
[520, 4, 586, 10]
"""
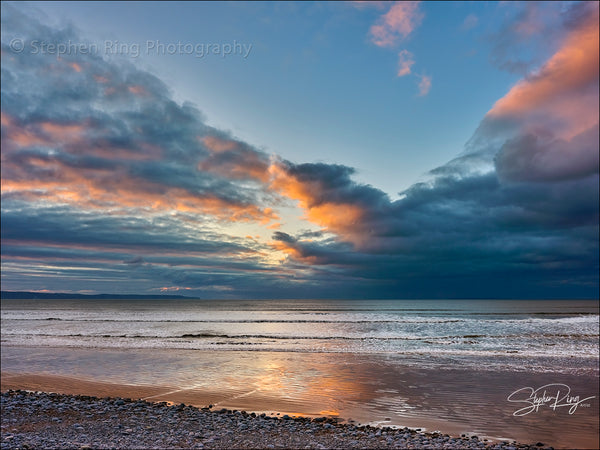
[1, 1, 598, 299]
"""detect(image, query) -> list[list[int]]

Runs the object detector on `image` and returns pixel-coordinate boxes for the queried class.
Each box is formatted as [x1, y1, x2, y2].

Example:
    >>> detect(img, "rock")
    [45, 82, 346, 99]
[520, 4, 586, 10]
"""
[0, 389, 549, 450]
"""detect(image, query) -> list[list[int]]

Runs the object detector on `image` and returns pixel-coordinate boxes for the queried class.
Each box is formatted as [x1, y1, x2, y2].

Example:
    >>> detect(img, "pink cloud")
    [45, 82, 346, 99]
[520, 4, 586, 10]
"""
[487, 3, 599, 141]
[417, 74, 431, 96]
[481, 3, 599, 182]
[370, 1, 423, 47]
[127, 85, 148, 96]
[397, 50, 414, 77]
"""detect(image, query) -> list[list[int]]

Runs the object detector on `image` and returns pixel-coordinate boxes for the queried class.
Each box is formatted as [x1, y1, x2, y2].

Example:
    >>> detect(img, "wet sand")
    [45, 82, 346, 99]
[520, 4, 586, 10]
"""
[1, 360, 598, 448]
[2, 349, 598, 450]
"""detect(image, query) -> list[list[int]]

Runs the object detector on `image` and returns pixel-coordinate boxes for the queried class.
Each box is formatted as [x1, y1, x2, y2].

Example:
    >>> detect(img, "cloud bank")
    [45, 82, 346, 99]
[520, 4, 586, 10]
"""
[1, 3, 598, 298]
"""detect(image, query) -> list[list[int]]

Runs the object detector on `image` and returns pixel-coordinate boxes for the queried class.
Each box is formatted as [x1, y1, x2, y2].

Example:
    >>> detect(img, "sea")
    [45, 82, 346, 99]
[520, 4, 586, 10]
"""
[1, 298, 599, 448]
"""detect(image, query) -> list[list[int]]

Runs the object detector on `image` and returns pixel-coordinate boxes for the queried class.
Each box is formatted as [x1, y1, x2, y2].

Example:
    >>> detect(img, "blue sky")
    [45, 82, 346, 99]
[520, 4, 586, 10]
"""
[28, 1, 526, 194]
[1, 1, 598, 298]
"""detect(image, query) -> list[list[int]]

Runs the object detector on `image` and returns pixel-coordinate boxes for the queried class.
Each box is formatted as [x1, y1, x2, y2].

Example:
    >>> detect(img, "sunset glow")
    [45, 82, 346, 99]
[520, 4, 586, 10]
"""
[1, 1, 598, 298]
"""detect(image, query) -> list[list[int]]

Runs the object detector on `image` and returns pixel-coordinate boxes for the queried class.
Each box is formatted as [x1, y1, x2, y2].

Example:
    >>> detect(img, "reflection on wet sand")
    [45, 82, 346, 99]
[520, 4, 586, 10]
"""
[1, 347, 598, 449]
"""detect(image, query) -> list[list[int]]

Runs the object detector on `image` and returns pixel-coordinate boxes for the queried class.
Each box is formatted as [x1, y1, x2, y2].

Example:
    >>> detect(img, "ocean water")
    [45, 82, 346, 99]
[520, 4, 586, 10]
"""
[2, 299, 599, 448]
[1, 299, 598, 374]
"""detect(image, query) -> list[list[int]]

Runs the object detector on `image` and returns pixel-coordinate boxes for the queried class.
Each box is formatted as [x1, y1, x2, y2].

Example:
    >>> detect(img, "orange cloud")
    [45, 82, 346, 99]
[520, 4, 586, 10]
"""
[1, 153, 278, 224]
[2, 114, 280, 226]
[202, 135, 238, 153]
[269, 162, 366, 240]
[270, 239, 319, 265]
[128, 85, 147, 96]
[0, 112, 12, 127]
[94, 75, 109, 83]
[40, 121, 85, 140]
[199, 135, 271, 182]
[1, 116, 88, 153]
[370, 1, 423, 47]
[487, 4, 599, 140]
[1, 114, 162, 161]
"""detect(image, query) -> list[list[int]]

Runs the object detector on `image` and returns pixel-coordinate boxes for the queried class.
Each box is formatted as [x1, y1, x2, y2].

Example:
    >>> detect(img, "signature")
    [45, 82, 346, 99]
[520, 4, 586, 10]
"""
[507, 384, 596, 416]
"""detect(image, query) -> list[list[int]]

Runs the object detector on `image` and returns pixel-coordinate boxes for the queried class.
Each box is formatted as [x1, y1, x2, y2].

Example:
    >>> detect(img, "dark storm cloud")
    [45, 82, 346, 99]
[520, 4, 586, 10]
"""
[271, 156, 598, 297]
[494, 125, 600, 183]
[0, 5, 285, 297]
[0, 206, 251, 254]
[1, 3, 277, 223]
[1, 3, 597, 298]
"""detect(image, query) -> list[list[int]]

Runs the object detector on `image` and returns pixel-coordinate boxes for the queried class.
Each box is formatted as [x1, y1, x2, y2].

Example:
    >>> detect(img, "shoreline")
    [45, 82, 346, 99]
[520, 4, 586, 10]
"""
[0, 371, 473, 436]
[1, 389, 549, 450]
[1, 345, 599, 450]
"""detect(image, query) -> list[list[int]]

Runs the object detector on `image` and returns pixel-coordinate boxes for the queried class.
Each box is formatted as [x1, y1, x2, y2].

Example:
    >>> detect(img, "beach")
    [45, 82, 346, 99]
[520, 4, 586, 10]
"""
[2, 349, 599, 449]
[2, 387, 551, 450]
[1, 299, 598, 449]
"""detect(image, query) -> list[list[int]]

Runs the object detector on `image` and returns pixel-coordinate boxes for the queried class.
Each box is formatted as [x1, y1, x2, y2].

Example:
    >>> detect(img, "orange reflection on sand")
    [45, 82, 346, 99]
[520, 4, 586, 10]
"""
[212, 352, 372, 419]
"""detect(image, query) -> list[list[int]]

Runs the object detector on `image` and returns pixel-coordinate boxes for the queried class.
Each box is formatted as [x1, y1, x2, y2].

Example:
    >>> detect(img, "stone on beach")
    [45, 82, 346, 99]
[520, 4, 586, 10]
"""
[1, 390, 554, 450]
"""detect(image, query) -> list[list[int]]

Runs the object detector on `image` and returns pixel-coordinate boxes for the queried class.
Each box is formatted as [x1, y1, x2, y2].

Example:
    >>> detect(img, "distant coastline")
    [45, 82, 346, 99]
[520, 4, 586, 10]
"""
[0, 291, 194, 300]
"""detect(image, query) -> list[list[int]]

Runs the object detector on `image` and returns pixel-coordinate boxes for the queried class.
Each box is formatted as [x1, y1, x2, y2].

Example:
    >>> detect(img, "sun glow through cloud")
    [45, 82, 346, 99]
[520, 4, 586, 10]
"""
[1, 2, 597, 299]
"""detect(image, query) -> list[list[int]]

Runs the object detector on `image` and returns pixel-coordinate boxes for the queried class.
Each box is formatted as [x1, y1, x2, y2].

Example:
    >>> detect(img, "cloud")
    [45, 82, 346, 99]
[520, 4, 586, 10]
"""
[200, 135, 271, 183]
[262, 4, 598, 297]
[486, 1, 584, 75]
[0, 4, 286, 297]
[417, 74, 431, 96]
[461, 14, 478, 31]
[0, 4, 279, 225]
[479, 2, 599, 182]
[397, 49, 415, 77]
[1, 3, 597, 299]
[486, 4, 599, 141]
[494, 125, 599, 182]
[269, 160, 392, 249]
[369, 1, 423, 47]
[358, 2, 427, 93]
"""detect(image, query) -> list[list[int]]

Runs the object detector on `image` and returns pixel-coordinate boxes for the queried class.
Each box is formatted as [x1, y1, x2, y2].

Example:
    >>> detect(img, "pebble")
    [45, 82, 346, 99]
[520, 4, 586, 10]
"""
[1, 390, 552, 449]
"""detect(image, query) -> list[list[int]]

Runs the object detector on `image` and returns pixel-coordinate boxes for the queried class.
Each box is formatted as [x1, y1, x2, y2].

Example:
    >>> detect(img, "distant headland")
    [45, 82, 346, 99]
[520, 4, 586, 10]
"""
[0, 291, 194, 300]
